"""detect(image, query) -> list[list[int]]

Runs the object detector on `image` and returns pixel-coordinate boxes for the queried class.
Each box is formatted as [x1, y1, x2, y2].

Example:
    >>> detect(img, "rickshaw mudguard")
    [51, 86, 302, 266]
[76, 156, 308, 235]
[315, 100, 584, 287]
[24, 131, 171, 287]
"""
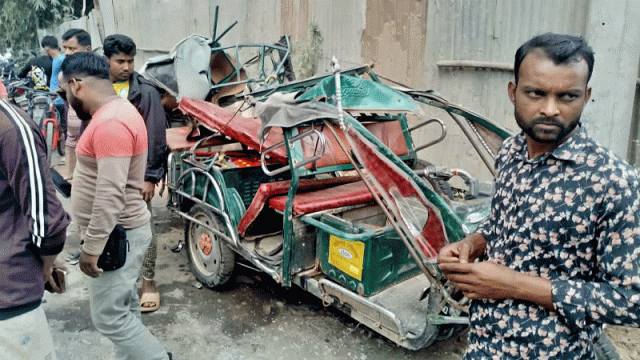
[177, 159, 245, 228]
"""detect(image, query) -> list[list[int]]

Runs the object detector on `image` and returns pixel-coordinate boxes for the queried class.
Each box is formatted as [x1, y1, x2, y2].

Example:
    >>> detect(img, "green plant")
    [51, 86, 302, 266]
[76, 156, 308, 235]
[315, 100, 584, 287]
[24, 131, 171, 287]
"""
[0, 0, 74, 67]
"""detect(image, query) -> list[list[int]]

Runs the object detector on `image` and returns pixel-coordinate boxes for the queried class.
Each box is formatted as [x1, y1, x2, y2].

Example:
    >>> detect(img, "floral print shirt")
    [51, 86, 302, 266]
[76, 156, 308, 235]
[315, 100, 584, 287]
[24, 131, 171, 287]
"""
[467, 127, 640, 360]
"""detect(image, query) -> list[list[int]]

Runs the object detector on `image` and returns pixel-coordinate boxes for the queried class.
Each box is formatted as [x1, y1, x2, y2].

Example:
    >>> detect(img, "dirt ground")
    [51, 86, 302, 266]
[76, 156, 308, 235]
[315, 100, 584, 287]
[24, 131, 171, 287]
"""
[47, 159, 468, 359]
[604, 326, 640, 360]
[46, 156, 640, 359]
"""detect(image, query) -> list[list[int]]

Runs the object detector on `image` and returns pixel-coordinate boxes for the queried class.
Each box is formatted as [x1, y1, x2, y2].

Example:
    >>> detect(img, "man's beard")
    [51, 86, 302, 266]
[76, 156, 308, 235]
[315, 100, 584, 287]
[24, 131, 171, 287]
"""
[70, 96, 92, 121]
[515, 112, 580, 144]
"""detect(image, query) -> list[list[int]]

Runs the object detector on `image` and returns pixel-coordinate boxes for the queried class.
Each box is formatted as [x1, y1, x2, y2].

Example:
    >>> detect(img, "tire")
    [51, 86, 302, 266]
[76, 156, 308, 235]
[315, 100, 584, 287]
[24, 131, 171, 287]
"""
[57, 137, 65, 156]
[45, 121, 54, 164]
[185, 204, 236, 288]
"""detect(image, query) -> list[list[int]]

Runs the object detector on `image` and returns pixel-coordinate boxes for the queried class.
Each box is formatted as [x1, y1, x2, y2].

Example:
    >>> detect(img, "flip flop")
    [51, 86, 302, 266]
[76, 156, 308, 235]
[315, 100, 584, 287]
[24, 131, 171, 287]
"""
[140, 292, 160, 313]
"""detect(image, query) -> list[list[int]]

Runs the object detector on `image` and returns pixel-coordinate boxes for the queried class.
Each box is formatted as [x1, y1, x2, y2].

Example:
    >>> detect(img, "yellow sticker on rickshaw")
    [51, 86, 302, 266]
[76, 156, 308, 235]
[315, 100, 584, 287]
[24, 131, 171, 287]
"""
[328, 235, 365, 281]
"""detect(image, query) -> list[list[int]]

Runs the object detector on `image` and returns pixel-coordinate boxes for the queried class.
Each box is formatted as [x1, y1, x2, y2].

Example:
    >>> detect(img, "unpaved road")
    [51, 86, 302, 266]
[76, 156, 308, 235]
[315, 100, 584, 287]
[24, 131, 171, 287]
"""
[45, 156, 639, 359]
[45, 169, 467, 360]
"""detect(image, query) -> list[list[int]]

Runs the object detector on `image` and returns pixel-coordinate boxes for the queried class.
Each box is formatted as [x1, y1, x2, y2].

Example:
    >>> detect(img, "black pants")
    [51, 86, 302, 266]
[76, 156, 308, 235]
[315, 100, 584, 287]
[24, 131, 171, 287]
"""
[54, 103, 66, 135]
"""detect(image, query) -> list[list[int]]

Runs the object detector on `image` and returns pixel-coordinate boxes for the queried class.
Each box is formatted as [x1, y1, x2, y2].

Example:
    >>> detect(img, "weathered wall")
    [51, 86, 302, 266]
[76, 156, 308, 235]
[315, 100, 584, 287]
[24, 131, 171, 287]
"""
[415, 0, 591, 179]
[361, 0, 428, 89]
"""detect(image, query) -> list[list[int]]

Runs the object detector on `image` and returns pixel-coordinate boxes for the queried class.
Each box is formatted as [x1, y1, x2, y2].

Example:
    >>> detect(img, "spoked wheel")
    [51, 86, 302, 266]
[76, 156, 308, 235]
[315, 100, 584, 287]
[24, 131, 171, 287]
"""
[185, 204, 236, 288]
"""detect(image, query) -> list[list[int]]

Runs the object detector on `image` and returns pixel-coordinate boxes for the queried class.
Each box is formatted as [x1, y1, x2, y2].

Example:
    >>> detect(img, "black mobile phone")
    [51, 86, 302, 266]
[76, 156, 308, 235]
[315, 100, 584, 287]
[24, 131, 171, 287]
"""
[45, 268, 67, 293]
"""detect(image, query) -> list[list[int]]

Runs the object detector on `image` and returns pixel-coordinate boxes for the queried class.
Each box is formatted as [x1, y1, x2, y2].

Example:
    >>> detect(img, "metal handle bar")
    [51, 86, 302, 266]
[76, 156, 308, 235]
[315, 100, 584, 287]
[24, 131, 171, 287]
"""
[407, 118, 447, 152]
[173, 166, 238, 247]
[260, 128, 326, 176]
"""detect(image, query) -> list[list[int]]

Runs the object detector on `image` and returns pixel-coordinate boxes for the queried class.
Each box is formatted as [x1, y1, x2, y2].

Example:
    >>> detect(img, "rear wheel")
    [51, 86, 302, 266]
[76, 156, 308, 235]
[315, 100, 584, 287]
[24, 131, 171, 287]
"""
[45, 122, 54, 164]
[185, 204, 236, 288]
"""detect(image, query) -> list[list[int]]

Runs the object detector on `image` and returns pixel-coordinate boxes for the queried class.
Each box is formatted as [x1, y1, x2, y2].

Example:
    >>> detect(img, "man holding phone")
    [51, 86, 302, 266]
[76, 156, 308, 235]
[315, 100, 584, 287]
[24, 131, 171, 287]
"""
[0, 97, 70, 359]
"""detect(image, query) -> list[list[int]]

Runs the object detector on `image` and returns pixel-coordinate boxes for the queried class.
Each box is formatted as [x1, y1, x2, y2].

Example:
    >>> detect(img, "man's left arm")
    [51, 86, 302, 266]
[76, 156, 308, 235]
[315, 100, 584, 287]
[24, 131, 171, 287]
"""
[439, 258, 554, 309]
[136, 81, 167, 201]
[552, 172, 640, 330]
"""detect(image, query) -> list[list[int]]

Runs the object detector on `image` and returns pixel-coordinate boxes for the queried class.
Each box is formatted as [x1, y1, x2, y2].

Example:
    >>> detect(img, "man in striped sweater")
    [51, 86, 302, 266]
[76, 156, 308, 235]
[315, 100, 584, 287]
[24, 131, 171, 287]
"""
[0, 97, 70, 358]
[58, 52, 169, 359]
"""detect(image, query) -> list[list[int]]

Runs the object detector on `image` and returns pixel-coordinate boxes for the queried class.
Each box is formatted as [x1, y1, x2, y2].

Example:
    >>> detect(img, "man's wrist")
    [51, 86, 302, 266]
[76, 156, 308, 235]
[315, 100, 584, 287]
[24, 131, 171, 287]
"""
[513, 271, 554, 309]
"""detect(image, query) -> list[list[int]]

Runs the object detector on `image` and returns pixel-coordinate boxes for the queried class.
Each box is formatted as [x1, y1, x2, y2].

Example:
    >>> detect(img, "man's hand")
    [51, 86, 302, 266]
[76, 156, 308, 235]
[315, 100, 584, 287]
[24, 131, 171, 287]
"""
[79, 250, 103, 278]
[438, 261, 518, 299]
[43, 255, 66, 293]
[437, 232, 487, 264]
[141, 181, 156, 202]
[439, 260, 554, 309]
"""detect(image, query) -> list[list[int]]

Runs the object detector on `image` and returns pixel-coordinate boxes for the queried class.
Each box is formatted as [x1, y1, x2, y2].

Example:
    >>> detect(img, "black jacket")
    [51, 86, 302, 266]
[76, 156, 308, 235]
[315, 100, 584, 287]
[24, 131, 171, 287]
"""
[128, 71, 168, 183]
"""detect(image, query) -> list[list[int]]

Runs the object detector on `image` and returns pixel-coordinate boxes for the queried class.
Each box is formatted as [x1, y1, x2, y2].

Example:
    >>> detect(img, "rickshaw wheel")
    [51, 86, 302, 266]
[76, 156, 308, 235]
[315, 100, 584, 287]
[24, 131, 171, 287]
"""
[185, 204, 236, 288]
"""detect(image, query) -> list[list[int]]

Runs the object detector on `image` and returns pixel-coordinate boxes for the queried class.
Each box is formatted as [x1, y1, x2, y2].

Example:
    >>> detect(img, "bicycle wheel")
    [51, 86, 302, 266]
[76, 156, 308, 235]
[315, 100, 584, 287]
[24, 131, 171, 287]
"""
[45, 122, 54, 164]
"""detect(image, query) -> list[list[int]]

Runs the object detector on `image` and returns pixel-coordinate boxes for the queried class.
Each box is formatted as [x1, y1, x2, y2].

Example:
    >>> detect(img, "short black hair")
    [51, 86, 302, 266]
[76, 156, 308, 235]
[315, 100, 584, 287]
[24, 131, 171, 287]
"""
[61, 52, 110, 80]
[514, 33, 594, 84]
[103, 34, 137, 58]
[61, 28, 92, 47]
[41, 36, 59, 50]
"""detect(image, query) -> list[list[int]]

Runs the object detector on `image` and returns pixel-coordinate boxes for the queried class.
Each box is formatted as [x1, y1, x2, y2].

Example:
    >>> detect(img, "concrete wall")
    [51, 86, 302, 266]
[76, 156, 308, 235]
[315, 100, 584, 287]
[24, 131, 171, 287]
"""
[51, 0, 640, 177]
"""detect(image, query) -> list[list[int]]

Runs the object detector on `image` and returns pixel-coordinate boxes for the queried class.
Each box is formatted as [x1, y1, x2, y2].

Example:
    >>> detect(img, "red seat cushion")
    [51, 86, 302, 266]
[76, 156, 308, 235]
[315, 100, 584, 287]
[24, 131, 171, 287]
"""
[237, 176, 361, 236]
[268, 180, 373, 215]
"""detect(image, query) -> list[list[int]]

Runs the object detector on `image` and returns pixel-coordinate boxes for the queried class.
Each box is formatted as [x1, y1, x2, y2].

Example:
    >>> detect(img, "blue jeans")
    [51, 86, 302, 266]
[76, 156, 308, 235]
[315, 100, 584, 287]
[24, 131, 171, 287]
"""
[89, 222, 168, 360]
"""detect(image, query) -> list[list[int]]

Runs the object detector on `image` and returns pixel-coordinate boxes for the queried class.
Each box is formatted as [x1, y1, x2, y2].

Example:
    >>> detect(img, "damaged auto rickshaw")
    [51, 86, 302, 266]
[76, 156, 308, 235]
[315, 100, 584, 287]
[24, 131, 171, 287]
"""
[141, 10, 514, 350]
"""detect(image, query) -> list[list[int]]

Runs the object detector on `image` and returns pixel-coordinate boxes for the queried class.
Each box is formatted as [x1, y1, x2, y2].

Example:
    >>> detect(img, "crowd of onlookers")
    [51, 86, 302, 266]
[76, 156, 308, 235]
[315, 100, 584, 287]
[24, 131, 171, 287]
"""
[0, 30, 172, 360]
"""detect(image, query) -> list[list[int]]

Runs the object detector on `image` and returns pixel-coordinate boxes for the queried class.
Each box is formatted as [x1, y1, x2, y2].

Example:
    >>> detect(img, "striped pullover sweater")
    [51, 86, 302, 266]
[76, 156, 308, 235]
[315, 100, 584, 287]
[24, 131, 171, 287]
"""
[71, 97, 150, 256]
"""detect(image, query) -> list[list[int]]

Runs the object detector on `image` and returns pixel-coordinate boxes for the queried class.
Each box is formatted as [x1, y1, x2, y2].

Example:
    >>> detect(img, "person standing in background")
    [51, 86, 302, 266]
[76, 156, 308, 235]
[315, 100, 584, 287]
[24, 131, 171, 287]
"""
[60, 28, 92, 264]
[60, 28, 92, 181]
[103, 34, 168, 313]
[42, 35, 66, 137]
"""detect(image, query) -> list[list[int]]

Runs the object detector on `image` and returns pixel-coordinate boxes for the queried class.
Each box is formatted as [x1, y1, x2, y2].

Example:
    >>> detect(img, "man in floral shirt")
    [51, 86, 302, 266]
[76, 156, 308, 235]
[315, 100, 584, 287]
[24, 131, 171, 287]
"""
[438, 33, 640, 359]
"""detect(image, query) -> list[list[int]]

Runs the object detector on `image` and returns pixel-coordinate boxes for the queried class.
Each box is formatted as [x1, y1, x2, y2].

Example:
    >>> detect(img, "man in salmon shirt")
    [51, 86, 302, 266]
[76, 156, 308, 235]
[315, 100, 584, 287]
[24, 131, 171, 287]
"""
[57, 52, 170, 360]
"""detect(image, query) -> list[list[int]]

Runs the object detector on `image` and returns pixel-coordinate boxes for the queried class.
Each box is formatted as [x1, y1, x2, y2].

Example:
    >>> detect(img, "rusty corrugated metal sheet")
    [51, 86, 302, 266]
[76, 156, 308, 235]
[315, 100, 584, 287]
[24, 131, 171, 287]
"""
[429, 0, 588, 64]
[414, 0, 590, 180]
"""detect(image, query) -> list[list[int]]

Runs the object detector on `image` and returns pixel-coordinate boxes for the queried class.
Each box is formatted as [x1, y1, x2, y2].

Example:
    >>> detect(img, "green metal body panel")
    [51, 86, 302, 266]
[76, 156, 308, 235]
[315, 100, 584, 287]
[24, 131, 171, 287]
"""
[295, 75, 421, 113]
[304, 214, 421, 296]
[179, 158, 291, 229]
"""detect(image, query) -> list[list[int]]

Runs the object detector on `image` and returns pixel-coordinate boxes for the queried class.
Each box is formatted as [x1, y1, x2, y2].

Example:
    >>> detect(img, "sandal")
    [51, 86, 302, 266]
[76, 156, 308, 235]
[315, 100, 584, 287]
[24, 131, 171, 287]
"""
[140, 291, 160, 313]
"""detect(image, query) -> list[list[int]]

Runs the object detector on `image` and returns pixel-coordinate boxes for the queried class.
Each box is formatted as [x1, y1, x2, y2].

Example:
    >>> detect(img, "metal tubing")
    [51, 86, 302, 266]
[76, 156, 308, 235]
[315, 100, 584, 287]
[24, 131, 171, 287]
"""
[407, 118, 447, 152]
[261, 128, 326, 176]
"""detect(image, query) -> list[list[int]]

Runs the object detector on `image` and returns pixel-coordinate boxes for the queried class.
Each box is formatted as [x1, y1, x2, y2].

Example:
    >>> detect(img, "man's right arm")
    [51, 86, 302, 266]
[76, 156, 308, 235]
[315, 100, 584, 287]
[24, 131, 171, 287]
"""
[50, 57, 62, 92]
